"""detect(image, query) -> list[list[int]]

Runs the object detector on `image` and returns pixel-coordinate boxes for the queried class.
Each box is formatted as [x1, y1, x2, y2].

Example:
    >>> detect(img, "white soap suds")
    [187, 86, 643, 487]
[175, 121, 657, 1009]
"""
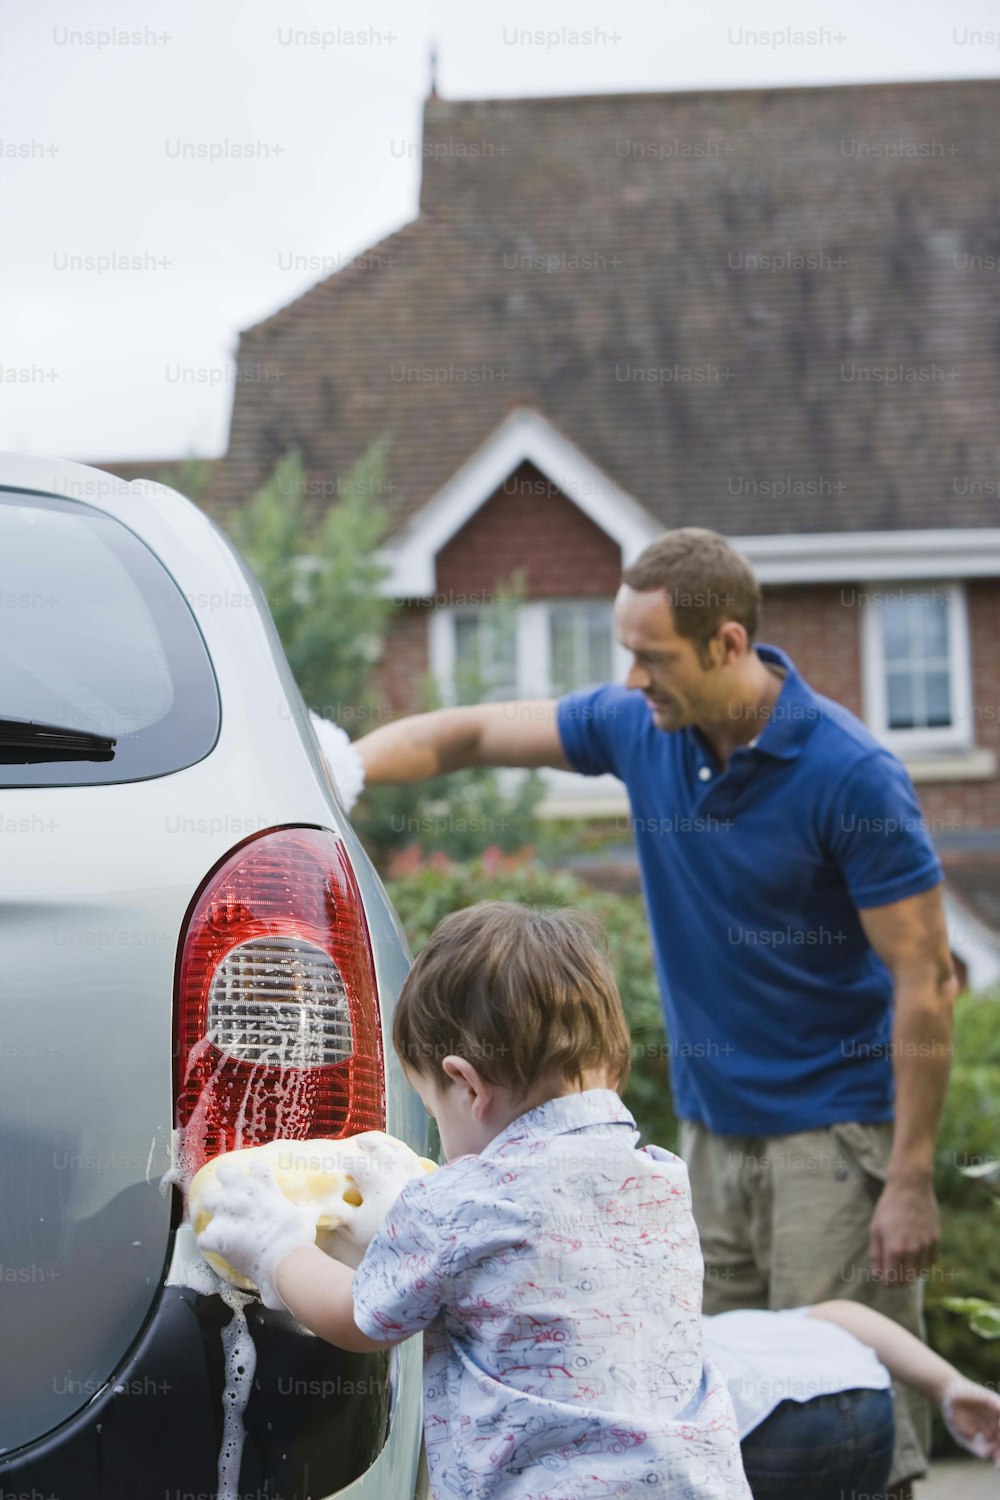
[217, 1281, 257, 1500]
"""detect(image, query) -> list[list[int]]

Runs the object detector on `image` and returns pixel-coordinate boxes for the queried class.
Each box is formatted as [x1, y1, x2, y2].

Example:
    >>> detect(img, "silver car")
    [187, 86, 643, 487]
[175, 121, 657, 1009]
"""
[0, 453, 426, 1498]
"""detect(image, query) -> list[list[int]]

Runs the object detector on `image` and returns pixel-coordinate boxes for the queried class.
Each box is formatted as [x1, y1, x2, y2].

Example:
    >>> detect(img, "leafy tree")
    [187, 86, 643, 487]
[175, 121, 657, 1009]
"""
[354, 573, 546, 867]
[222, 447, 547, 870]
[154, 454, 215, 508]
[225, 444, 393, 718]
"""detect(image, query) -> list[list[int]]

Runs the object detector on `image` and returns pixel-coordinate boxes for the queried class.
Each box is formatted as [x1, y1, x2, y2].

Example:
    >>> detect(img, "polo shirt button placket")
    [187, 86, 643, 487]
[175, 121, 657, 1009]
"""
[694, 760, 719, 815]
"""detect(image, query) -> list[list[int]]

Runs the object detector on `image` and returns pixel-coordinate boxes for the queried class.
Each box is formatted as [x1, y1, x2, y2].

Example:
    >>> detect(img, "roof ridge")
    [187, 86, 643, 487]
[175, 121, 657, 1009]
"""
[425, 76, 1000, 110]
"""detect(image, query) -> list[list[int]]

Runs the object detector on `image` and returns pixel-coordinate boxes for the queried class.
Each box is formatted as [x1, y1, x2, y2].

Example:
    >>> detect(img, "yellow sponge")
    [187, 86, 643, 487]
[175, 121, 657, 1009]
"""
[189, 1133, 436, 1288]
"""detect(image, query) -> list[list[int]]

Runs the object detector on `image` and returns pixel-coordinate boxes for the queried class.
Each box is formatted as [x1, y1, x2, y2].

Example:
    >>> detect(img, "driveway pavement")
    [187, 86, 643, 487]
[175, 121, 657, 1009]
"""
[916, 1458, 999, 1496]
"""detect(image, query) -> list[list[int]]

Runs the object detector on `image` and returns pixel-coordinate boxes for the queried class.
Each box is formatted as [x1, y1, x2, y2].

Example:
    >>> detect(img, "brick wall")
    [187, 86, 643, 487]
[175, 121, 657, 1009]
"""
[761, 579, 1000, 831]
[435, 461, 621, 599]
[759, 582, 862, 716]
[924, 579, 1000, 831]
[371, 604, 430, 719]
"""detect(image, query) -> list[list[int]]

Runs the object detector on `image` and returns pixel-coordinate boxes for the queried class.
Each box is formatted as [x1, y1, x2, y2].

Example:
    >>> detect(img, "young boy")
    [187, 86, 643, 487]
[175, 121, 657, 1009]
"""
[198, 900, 751, 1499]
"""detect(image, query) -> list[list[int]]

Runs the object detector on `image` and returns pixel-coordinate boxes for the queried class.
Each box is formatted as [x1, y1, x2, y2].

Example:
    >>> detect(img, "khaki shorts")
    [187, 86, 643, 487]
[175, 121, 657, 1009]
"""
[679, 1117, 930, 1490]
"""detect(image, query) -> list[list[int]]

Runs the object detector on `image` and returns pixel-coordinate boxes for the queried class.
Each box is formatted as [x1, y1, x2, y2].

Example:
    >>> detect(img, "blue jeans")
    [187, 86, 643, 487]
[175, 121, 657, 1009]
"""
[740, 1387, 895, 1498]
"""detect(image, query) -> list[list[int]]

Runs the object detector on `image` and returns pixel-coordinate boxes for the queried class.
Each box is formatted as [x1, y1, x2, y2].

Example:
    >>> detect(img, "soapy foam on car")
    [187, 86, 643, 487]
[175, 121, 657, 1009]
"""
[165, 1122, 433, 1491]
[158, 1227, 258, 1495]
[162, 1033, 328, 1492]
[217, 1281, 257, 1500]
[158, 1187, 258, 1494]
[161, 1032, 284, 1496]
[166, 1027, 434, 1490]
[169, 1027, 345, 1192]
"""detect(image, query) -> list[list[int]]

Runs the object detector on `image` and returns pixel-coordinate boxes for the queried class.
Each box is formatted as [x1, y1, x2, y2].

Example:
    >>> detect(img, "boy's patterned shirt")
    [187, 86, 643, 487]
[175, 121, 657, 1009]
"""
[352, 1089, 750, 1499]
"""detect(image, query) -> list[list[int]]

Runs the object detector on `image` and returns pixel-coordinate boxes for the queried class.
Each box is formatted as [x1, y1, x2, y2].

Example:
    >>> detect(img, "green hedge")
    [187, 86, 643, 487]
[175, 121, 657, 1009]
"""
[927, 987, 1000, 1418]
[387, 850, 676, 1149]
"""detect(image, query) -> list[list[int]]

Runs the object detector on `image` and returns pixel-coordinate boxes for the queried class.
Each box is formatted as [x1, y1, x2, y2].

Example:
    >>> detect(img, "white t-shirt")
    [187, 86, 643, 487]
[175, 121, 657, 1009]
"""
[702, 1307, 892, 1440]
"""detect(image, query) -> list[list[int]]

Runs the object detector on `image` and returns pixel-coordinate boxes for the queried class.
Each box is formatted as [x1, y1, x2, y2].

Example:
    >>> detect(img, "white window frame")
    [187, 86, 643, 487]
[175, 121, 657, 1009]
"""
[431, 598, 628, 704]
[861, 580, 972, 756]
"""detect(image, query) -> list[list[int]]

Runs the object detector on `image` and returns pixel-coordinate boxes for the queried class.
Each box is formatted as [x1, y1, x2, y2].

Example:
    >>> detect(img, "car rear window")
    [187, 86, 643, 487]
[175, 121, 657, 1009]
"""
[0, 489, 219, 786]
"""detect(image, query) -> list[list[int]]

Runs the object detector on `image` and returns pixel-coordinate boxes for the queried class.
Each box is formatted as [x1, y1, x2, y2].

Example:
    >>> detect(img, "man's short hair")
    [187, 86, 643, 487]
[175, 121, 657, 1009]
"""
[622, 528, 760, 664]
[392, 900, 632, 1099]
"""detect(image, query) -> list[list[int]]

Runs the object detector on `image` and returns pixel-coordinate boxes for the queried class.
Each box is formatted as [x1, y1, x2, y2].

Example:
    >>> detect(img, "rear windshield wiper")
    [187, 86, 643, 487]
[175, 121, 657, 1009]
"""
[0, 715, 116, 762]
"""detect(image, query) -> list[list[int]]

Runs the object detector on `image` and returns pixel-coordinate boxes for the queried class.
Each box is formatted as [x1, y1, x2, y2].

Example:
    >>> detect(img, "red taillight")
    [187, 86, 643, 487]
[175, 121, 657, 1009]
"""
[174, 827, 385, 1183]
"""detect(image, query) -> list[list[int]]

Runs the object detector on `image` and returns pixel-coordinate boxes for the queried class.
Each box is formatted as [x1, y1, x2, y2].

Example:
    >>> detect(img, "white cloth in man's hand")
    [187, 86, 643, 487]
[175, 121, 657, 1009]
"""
[309, 711, 365, 813]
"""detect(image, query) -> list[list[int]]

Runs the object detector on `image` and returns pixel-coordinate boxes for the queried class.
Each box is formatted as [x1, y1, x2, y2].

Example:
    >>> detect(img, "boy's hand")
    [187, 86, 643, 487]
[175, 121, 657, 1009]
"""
[196, 1158, 318, 1310]
[941, 1377, 1000, 1465]
[334, 1132, 429, 1251]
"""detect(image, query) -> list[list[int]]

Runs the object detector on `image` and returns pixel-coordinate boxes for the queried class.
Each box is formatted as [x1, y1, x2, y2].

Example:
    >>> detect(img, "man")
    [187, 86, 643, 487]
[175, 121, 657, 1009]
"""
[350, 528, 957, 1498]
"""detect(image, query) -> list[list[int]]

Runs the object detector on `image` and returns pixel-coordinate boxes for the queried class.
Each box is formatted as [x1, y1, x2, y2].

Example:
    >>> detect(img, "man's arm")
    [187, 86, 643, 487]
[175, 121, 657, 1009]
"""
[857, 885, 958, 1280]
[275, 1244, 400, 1353]
[356, 700, 572, 784]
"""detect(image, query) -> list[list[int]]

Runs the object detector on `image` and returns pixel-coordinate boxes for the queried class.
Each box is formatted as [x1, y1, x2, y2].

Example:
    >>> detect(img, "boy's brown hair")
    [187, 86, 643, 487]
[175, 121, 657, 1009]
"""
[392, 900, 632, 1099]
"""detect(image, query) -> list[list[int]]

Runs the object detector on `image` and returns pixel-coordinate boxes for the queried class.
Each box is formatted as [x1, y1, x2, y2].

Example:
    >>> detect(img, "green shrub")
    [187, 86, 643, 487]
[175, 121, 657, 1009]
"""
[386, 849, 677, 1150]
[356, 766, 546, 868]
[935, 988, 1000, 1206]
[927, 989, 1000, 1418]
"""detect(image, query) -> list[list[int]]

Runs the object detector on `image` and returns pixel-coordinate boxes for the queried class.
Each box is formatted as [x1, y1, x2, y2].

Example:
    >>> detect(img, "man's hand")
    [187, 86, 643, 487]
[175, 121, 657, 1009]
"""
[858, 887, 956, 1279]
[309, 712, 365, 812]
[868, 1173, 940, 1282]
[196, 1158, 318, 1310]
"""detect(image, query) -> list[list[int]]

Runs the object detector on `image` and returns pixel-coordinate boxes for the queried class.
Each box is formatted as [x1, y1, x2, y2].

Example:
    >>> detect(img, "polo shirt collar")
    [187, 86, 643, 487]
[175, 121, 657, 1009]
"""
[747, 642, 819, 761]
[484, 1088, 636, 1156]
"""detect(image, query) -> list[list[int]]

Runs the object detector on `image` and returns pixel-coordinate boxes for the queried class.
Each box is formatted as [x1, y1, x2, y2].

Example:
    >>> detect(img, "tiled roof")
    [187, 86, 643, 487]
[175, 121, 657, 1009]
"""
[206, 80, 1000, 536]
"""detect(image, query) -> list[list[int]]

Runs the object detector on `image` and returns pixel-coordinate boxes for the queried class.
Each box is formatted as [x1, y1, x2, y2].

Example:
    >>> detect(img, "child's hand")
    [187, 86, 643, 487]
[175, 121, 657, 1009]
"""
[334, 1132, 429, 1251]
[941, 1376, 1000, 1465]
[196, 1158, 318, 1311]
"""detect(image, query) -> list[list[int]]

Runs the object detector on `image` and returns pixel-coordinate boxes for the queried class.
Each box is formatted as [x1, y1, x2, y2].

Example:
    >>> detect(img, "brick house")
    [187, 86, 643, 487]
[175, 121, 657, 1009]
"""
[103, 80, 1000, 981]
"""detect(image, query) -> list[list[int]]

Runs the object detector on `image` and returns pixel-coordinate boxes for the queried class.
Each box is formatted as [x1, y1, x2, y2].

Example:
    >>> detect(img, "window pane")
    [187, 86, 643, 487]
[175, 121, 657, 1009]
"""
[0, 491, 219, 787]
[453, 609, 518, 702]
[453, 615, 479, 665]
[548, 602, 613, 694]
[487, 610, 518, 700]
[585, 607, 613, 683]
[919, 596, 949, 661]
[879, 591, 956, 737]
[925, 670, 952, 727]
[549, 610, 575, 696]
[882, 599, 912, 662]
[887, 672, 915, 730]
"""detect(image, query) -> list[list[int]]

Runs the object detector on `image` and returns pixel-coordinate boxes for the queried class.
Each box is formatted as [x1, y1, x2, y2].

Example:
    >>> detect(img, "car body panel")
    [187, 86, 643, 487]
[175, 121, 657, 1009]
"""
[0, 454, 425, 1494]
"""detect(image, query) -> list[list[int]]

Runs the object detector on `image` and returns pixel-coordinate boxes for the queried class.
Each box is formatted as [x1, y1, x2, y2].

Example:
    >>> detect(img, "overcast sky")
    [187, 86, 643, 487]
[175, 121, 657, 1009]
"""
[3, 0, 999, 463]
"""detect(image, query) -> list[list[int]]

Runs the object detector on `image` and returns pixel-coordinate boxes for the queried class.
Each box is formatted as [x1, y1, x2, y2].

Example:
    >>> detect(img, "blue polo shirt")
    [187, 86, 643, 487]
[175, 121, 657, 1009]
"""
[557, 644, 943, 1136]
